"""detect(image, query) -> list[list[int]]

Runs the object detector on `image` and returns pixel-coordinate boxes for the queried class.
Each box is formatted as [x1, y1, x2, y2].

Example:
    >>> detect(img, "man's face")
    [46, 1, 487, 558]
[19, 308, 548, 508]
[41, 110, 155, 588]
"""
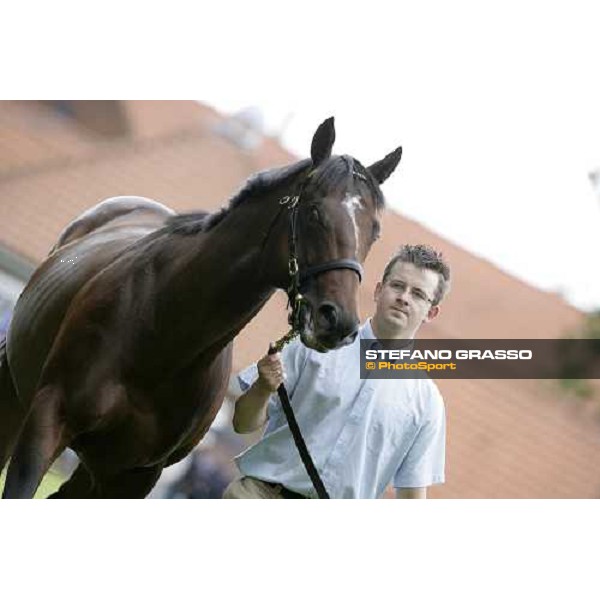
[373, 261, 440, 339]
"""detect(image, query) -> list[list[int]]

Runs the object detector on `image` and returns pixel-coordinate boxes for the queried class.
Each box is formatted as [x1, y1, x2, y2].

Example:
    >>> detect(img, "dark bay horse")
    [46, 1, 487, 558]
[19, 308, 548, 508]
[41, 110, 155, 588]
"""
[0, 117, 402, 498]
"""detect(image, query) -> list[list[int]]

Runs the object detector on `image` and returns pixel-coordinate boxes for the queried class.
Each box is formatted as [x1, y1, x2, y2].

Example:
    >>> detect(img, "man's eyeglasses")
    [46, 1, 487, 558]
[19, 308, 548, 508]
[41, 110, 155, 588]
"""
[386, 279, 434, 305]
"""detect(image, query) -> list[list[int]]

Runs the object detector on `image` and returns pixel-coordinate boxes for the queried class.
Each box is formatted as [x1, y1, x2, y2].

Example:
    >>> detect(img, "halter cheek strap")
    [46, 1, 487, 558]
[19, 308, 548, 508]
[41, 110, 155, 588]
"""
[281, 169, 365, 334]
[271, 166, 367, 500]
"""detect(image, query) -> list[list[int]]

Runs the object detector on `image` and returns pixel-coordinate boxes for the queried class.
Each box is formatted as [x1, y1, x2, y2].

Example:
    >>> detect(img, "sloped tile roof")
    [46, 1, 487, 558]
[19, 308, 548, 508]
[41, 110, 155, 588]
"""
[0, 101, 100, 178]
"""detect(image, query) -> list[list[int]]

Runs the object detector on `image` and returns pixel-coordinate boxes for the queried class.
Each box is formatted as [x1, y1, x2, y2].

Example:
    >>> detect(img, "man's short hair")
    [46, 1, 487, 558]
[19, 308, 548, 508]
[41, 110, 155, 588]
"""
[382, 244, 451, 306]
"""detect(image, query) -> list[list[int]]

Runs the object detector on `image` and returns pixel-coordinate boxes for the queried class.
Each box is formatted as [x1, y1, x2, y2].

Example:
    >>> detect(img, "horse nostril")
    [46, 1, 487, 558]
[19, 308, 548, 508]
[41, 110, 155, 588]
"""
[317, 302, 339, 331]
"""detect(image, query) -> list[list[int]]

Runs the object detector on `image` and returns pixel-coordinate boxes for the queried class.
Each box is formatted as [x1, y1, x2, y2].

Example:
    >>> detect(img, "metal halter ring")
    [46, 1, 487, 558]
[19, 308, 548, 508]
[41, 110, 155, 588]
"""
[279, 195, 300, 208]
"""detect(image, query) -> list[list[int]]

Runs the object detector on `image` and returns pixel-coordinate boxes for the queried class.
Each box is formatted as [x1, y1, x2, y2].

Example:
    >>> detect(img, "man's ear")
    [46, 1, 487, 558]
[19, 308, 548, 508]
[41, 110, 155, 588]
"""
[374, 281, 382, 303]
[424, 304, 440, 323]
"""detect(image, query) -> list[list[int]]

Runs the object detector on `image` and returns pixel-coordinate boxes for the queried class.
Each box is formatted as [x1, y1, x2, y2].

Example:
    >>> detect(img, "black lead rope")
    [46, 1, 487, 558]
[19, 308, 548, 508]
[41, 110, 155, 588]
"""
[268, 342, 330, 499]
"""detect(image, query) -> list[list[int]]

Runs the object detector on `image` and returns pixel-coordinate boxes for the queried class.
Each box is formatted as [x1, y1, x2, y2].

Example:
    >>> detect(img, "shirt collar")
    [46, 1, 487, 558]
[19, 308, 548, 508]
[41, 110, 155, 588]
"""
[360, 318, 377, 340]
[360, 318, 416, 342]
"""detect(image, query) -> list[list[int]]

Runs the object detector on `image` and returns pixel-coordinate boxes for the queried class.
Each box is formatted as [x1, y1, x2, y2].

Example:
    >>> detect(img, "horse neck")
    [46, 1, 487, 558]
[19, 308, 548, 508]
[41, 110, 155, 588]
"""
[157, 190, 289, 357]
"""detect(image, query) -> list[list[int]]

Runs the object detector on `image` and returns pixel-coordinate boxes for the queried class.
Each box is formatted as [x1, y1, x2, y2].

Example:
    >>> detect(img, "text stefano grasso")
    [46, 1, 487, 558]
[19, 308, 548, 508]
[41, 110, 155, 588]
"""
[364, 348, 533, 361]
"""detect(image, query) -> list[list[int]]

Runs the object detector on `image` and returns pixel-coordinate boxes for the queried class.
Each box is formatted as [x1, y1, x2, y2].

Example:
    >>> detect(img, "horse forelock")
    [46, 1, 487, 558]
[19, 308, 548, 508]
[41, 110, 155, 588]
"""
[306, 155, 385, 213]
[342, 156, 385, 211]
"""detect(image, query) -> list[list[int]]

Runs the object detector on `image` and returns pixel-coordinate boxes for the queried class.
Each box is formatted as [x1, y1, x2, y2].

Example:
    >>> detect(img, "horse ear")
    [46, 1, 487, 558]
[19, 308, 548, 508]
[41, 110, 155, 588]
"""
[367, 146, 403, 184]
[311, 117, 336, 167]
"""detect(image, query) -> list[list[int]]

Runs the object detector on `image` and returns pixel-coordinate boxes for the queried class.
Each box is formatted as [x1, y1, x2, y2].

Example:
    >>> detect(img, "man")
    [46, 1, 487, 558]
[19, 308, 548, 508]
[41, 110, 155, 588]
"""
[223, 244, 451, 499]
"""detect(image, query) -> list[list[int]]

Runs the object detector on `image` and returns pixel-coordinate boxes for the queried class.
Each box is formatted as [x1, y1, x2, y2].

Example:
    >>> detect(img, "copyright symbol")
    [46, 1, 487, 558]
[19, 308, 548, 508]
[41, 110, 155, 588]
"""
[366, 362, 376, 370]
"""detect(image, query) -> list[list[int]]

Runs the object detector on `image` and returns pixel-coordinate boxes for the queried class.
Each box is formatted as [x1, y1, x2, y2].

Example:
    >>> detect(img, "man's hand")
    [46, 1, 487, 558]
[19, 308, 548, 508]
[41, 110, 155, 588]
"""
[232, 351, 286, 434]
[257, 351, 285, 392]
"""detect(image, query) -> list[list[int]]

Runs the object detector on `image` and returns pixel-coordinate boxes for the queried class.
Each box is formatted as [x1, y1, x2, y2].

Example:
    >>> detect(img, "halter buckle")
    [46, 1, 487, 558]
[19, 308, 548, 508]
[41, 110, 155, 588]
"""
[289, 257, 299, 276]
[280, 195, 300, 209]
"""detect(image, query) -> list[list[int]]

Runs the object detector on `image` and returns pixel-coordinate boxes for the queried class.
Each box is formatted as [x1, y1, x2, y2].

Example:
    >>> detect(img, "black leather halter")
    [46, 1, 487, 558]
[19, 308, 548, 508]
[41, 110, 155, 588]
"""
[280, 168, 365, 334]
[270, 165, 367, 500]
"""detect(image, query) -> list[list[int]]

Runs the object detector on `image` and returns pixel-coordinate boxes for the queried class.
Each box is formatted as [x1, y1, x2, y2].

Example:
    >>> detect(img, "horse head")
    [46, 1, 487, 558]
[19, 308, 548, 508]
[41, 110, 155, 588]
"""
[283, 117, 402, 352]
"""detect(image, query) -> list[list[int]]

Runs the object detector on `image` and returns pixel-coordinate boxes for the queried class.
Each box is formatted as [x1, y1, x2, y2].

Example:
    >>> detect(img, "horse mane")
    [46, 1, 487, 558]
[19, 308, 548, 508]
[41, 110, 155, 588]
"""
[165, 155, 384, 236]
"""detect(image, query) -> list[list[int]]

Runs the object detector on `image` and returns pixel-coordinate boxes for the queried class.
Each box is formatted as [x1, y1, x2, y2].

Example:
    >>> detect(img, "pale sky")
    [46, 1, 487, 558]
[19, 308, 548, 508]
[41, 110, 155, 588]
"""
[192, 3, 600, 311]
[6, 2, 600, 310]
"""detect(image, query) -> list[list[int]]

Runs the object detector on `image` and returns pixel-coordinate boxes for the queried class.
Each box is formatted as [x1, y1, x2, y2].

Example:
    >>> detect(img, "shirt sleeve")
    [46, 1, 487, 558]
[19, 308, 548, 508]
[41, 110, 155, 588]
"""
[393, 383, 446, 488]
[236, 339, 309, 427]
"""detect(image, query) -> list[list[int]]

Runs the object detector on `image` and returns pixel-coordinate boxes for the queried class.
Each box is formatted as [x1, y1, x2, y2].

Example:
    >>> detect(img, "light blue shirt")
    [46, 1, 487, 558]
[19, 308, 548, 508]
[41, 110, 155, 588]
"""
[235, 320, 446, 499]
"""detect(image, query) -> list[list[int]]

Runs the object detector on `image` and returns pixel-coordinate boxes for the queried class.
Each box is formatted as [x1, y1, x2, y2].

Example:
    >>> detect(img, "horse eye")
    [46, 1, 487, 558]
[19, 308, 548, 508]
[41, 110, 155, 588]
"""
[309, 206, 321, 223]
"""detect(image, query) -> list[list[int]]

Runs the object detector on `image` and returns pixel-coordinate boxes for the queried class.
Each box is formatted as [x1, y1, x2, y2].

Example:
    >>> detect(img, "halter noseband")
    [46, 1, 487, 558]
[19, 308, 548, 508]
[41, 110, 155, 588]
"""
[275, 167, 365, 346]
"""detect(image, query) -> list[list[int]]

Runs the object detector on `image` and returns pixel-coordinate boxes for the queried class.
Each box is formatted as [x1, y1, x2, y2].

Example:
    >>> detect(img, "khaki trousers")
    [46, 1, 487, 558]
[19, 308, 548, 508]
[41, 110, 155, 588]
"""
[223, 476, 298, 499]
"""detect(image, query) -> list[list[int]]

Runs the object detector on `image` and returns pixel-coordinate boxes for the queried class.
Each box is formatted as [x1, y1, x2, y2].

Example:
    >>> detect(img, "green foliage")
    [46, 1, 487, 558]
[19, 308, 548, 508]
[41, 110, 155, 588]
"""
[560, 378, 593, 399]
[559, 310, 600, 399]
[0, 467, 65, 499]
[582, 310, 600, 338]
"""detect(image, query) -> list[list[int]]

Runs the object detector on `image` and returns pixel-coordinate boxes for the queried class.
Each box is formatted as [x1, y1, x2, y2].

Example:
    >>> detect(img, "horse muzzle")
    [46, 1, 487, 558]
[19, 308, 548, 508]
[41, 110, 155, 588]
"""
[299, 300, 359, 352]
